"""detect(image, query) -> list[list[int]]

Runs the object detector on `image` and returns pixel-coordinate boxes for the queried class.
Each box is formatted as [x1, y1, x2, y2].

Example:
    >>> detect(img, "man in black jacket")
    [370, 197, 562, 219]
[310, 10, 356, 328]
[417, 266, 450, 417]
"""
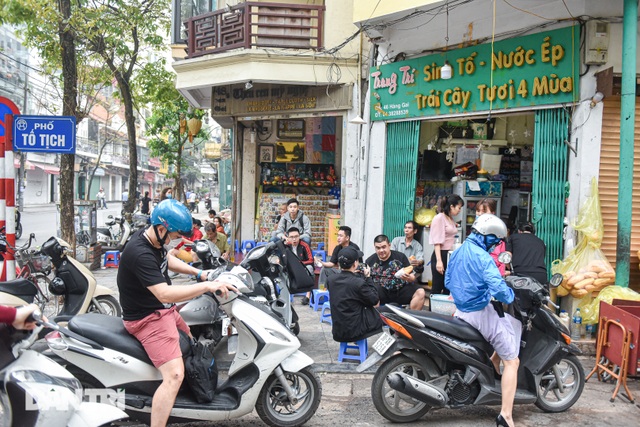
[327, 246, 383, 343]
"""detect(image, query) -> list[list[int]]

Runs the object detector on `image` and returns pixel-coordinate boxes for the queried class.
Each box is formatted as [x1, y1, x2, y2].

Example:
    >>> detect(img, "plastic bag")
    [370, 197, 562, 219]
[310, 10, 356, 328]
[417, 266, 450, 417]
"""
[414, 207, 437, 227]
[578, 285, 640, 325]
[551, 178, 615, 298]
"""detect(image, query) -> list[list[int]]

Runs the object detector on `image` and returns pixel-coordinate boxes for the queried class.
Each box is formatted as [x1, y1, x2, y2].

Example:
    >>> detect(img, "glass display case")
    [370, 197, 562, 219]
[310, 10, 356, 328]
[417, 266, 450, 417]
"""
[453, 181, 503, 241]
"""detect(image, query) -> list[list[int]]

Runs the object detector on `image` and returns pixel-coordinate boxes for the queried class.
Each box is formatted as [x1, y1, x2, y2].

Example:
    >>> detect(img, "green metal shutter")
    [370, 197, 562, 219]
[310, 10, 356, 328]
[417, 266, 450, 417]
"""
[532, 108, 570, 277]
[218, 158, 233, 210]
[383, 121, 420, 239]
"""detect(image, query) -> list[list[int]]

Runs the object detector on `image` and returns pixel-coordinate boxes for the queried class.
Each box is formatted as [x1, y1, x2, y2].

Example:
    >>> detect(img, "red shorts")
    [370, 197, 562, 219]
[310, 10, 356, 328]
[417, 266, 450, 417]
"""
[123, 306, 191, 368]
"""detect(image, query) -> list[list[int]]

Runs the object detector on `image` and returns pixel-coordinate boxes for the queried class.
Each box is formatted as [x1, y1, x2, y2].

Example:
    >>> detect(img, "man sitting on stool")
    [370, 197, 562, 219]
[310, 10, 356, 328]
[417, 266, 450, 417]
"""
[366, 234, 426, 310]
[327, 247, 383, 343]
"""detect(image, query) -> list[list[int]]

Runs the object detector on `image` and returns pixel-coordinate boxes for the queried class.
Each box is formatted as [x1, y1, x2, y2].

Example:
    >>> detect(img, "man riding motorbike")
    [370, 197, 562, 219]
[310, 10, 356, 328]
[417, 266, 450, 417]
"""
[117, 198, 236, 427]
[445, 214, 520, 427]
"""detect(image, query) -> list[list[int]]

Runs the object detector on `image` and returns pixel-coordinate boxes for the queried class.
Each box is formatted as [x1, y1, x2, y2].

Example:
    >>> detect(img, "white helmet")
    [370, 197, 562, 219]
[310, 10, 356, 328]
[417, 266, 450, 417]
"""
[471, 214, 507, 239]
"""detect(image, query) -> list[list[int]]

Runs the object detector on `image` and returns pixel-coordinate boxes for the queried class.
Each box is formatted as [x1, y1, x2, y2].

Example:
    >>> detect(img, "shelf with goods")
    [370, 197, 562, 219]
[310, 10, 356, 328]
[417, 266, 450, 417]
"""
[453, 180, 503, 241]
[256, 192, 334, 246]
[517, 191, 531, 225]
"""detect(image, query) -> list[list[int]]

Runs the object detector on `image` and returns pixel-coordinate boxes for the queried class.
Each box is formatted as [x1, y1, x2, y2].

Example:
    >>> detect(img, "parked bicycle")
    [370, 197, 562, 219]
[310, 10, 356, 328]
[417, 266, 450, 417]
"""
[0, 231, 57, 317]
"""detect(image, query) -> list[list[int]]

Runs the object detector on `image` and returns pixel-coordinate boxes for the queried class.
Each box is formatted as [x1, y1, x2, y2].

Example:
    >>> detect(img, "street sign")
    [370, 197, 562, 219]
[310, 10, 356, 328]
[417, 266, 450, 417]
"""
[12, 115, 76, 154]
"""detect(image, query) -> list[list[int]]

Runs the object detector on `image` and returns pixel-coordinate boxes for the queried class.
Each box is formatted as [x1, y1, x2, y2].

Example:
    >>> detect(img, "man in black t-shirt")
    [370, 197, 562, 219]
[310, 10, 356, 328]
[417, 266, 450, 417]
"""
[118, 199, 235, 427]
[309, 225, 361, 305]
[505, 222, 548, 284]
[366, 234, 426, 310]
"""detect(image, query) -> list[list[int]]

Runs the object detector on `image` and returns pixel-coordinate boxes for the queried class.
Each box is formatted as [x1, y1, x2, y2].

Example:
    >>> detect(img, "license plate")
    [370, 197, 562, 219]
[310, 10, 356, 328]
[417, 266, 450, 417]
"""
[221, 317, 231, 336]
[373, 332, 396, 355]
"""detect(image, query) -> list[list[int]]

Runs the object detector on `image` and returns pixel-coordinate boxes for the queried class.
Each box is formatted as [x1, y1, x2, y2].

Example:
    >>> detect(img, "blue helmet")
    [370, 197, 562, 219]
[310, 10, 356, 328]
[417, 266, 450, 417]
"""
[151, 199, 193, 236]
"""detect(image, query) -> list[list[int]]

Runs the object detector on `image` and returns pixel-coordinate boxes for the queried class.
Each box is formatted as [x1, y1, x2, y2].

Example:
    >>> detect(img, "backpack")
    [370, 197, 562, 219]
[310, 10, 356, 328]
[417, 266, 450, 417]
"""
[281, 244, 315, 293]
[184, 339, 218, 403]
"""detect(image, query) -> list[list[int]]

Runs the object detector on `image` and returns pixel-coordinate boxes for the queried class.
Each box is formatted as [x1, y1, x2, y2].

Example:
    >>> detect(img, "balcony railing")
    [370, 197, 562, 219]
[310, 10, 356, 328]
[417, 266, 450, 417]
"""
[184, 2, 324, 59]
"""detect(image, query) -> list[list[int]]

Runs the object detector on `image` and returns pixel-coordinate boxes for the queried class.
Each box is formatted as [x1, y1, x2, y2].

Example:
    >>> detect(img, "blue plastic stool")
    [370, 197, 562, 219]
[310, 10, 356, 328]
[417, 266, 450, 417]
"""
[317, 242, 325, 251]
[338, 339, 368, 363]
[320, 301, 332, 325]
[234, 240, 240, 253]
[312, 250, 326, 262]
[104, 250, 120, 268]
[241, 240, 256, 252]
[309, 289, 329, 311]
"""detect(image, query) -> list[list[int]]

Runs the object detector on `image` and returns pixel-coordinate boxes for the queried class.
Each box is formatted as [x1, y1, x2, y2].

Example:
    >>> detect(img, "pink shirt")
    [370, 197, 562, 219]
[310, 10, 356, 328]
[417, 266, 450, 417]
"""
[490, 240, 507, 276]
[429, 213, 457, 250]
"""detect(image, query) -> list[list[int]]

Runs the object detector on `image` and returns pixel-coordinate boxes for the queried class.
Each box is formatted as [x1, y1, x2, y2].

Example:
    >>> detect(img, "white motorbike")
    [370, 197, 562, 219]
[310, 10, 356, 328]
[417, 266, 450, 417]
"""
[0, 313, 128, 426]
[45, 267, 322, 426]
[96, 215, 131, 251]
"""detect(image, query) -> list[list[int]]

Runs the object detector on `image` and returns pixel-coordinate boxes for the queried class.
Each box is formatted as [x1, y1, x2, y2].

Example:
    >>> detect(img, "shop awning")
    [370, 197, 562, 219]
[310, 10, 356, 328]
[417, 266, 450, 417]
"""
[13, 158, 35, 170]
[32, 162, 60, 175]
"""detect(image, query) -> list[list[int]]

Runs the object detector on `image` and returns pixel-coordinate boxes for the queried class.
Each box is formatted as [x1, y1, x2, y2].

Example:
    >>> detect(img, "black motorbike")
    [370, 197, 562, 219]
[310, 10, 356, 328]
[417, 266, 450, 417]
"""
[359, 268, 585, 423]
[204, 196, 212, 210]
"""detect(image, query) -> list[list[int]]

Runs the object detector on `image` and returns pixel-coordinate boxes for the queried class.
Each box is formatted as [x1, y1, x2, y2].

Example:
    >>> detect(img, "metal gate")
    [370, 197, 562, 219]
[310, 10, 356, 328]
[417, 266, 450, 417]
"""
[383, 121, 421, 239]
[218, 158, 233, 210]
[532, 108, 570, 276]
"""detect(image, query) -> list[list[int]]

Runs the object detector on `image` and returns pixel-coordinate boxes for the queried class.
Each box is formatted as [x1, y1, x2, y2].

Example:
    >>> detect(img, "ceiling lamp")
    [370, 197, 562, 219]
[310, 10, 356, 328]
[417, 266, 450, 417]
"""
[442, 1, 452, 80]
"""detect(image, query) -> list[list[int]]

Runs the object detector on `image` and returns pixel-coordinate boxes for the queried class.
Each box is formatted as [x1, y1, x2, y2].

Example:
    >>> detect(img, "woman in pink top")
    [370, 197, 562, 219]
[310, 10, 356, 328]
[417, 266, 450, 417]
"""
[476, 198, 507, 276]
[429, 194, 463, 295]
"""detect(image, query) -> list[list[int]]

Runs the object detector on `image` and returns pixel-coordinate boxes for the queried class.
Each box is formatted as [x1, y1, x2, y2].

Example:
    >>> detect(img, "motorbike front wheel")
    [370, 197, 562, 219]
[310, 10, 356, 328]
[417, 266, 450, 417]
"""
[535, 354, 585, 412]
[371, 354, 435, 423]
[89, 295, 123, 317]
[256, 366, 321, 427]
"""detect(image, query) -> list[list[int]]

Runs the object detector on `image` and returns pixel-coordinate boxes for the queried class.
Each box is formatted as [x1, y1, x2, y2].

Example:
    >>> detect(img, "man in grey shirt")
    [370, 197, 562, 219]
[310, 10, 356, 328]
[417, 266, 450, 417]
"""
[391, 220, 425, 275]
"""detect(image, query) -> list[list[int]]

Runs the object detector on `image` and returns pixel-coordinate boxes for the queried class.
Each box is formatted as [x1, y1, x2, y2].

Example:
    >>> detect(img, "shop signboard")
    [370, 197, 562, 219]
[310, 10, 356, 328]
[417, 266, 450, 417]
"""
[369, 26, 579, 121]
[211, 83, 352, 118]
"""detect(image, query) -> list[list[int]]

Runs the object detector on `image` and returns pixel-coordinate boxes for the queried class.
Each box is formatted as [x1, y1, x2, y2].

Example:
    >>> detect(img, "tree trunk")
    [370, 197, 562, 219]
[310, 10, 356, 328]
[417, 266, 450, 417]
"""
[175, 140, 183, 202]
[58, 0, 77, 247]
[114, 71, 138, 213]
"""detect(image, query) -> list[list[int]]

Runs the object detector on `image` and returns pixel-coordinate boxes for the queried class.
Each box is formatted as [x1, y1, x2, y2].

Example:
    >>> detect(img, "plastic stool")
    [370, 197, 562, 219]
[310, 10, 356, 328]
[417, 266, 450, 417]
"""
[312, 250, 326, 262]
[104, 250, 120, 268]
[241, 240, 256, 252]
[320, 301, 332, 325]
[234, 240, 240, 253]
[338, 339, 368, 363]
[317, 242, 325, 251]
[309, 289, 329, 311]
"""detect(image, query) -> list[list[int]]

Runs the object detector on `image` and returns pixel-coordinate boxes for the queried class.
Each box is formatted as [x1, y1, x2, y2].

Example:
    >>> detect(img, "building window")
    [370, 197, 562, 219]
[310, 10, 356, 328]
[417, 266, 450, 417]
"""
[171, 0, 217, 45]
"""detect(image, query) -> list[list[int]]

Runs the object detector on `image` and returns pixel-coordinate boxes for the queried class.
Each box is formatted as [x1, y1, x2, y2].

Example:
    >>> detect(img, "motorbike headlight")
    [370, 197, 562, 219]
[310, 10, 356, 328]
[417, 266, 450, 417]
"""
[195, 241, 209, 252]
[10, 370, 82, 393]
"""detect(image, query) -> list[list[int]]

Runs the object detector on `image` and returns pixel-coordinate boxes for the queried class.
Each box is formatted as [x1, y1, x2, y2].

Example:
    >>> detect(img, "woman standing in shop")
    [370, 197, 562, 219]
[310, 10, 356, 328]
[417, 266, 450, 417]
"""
[429, 194, 464, 295]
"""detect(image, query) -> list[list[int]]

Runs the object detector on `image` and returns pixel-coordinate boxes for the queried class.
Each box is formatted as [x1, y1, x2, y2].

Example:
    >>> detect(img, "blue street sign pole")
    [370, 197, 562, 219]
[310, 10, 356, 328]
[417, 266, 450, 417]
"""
[12, 115, 76, 154]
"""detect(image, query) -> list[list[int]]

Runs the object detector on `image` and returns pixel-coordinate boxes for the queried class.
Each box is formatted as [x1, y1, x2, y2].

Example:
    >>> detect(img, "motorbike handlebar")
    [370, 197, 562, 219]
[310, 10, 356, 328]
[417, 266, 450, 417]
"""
[544, 296, 559, 310]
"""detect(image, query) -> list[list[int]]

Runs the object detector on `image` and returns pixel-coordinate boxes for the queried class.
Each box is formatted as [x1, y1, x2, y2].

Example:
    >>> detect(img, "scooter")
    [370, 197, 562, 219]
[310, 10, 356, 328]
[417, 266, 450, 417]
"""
[0, 313, 128, 426]
[204, 196, 212, 211]
[39, 236, 122, 320]
[96, 215, 131, 251]
[0, 236, 121, 322]
[44, 267, 322, 426]
[359, 256, 585, 423]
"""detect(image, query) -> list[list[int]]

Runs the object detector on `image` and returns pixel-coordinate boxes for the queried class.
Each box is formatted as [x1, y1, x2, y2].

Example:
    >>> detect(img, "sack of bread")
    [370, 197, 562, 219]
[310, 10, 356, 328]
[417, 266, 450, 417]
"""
[551, 178, 614, 299]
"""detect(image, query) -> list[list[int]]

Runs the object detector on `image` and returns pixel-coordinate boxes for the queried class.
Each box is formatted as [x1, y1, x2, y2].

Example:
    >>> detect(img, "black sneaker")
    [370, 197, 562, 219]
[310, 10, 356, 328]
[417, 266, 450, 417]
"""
[301, 296, 310, 305]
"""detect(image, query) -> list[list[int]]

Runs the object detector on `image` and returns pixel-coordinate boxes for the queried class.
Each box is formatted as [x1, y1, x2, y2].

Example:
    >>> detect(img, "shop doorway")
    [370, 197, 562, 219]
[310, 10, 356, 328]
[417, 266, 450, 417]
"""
[383, 121, 420, 239]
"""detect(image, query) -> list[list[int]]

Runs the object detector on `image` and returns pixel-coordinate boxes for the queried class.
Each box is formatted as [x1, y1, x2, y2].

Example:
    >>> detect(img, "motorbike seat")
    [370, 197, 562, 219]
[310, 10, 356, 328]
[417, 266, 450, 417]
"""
[68, 313, 191, 365]
[0, 278, 38, 298]
[406, 310, 495, 355]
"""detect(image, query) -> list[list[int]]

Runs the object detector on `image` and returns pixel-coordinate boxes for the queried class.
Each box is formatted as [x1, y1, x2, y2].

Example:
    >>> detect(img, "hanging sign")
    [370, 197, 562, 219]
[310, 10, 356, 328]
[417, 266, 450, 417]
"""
[370, 26, 580, 121]
[12, 115, 76, 153]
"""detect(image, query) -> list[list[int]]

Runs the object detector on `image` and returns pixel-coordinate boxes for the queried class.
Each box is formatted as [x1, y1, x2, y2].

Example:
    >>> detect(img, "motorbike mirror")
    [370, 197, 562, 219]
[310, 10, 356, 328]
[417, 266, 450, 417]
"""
[497, 252, 512, 264]
[549, 273, 563, 288]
